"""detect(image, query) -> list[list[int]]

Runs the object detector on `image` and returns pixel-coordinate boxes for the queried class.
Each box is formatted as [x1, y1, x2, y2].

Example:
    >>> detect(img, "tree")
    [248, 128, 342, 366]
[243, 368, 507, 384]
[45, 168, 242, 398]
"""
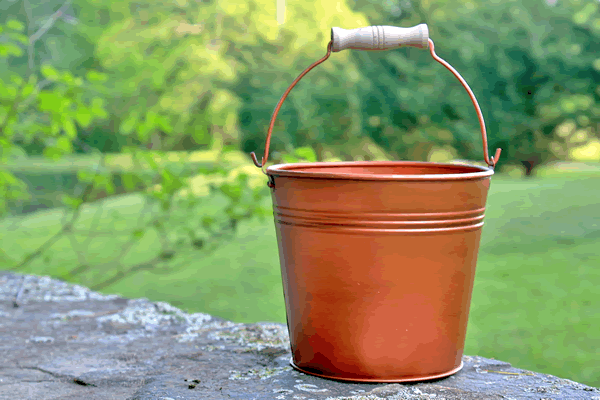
[0, 15, 108, 215]
[348, 0, 600, 174]
[1, 1, 271, 291]
[73, 0, 370, 157]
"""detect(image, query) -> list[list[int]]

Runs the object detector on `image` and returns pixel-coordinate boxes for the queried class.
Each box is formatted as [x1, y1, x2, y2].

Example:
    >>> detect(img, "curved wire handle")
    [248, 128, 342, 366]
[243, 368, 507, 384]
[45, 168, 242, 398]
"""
[251, 38, 501, 170]
[427, 39, 501, 168]
[250, 41, 334, 172]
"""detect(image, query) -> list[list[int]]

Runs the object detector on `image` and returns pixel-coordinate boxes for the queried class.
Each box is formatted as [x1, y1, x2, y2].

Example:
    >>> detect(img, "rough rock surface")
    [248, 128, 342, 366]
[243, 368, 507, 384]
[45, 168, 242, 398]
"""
[0, 272, 598, 400]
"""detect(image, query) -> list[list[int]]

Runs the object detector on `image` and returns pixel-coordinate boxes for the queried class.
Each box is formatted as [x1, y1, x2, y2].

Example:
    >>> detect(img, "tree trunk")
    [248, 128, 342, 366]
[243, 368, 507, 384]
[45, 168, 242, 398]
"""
[520, 156, 539, 177]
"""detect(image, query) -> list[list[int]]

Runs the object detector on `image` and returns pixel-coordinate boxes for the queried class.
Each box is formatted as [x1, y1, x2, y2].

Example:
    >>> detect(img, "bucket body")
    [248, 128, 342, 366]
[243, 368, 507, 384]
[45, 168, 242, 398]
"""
[267, 160, 493, 382]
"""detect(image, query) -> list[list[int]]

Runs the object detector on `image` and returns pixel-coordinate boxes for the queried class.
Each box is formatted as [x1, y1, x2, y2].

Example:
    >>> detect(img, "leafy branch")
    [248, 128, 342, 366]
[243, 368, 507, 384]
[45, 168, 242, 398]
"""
[29, 0, 73, 45]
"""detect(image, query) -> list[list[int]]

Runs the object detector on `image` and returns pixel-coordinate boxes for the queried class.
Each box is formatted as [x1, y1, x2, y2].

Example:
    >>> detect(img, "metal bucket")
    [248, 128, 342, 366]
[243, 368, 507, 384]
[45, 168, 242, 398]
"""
[250, 24, 502, 382]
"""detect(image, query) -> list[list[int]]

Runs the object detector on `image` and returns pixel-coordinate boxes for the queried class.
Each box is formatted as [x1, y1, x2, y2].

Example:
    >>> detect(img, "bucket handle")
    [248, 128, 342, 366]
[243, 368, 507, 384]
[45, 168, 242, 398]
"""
[250, 24, 502, 171]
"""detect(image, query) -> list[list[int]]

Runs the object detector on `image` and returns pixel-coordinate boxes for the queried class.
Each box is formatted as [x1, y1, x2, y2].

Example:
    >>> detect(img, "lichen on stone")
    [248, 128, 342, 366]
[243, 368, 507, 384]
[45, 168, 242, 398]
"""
[200, 344, 226, 352]
[208, 322, 290, 351]
[524, 385, 560, 394]
[228, 366, 292, 380]
[96, 298, 215, 334]
[49, 309, 96, 321]
[28, 336, 55, 344]
[0, 273, 119, 304]
[551, 377, 600, 392]
[326, 385, 444, 400]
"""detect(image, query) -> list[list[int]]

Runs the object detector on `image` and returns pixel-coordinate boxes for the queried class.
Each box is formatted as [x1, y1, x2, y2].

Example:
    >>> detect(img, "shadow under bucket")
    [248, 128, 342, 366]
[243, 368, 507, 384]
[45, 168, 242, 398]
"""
[250, 24, 502, 382]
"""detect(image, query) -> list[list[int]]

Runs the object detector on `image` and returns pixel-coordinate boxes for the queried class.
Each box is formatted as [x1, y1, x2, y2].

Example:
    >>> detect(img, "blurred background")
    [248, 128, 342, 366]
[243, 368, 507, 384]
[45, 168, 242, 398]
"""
[0, 0, 598, 387]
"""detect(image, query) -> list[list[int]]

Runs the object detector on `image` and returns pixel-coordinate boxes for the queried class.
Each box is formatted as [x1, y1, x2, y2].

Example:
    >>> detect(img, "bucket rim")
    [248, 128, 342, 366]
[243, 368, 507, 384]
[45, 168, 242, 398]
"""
[266, 160, 494, 181]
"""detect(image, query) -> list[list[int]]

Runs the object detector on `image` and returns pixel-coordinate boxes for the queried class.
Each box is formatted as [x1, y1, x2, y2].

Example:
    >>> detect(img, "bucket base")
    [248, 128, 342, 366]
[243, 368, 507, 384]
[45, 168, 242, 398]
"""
[289, 359, 464, 383]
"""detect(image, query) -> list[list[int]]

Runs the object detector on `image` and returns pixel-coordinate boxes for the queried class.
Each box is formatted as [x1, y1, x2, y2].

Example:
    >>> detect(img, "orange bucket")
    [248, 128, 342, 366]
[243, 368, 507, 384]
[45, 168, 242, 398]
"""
[250, 24, 502, 382]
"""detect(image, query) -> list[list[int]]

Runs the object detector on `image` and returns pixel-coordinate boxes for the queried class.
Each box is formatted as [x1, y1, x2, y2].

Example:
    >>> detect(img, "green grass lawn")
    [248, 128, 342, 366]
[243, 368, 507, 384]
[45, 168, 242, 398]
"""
[468, 172, 599, 387]
[1, 166, 599, 387]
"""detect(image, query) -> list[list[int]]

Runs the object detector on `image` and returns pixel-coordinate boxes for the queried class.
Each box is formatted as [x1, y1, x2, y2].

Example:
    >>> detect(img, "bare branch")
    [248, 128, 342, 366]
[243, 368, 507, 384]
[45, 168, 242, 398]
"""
[23, 0, 35, 73]
[61, 14, 78, 25]
[78, 216, 237, 291]
[66, 231, 88, 269]
[68, 263, 91, 278]
[29, 0, 73, 45]
[90, 258, 163, 291]
[10, 211, 73, 271]
[10, 153, 104, 271]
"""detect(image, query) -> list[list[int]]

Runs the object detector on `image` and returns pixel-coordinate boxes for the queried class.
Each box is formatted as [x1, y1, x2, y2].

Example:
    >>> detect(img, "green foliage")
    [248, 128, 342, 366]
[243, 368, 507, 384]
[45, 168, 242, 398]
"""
[71, 0, 371, 158]
[10, 0, 595, 174]
[74, 0, 237, 150]
[0, 1, 271, 273]
[3, 0, 600, 177]
[0, 17, 107, 214]
[0, 1, 97, 75]
[348, 0, 600, 173]
[280, 147, 318, 163]
[223, 1, 372, 159]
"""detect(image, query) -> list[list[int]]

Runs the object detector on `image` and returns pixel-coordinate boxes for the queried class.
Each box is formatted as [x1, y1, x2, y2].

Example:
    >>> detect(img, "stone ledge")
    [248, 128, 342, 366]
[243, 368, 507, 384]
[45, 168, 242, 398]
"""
[0, 271, 598, 400]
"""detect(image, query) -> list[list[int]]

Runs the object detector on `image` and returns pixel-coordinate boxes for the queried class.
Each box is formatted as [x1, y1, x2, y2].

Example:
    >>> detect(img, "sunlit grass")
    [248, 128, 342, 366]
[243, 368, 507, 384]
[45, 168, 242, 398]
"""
[468, 172, 600, 387]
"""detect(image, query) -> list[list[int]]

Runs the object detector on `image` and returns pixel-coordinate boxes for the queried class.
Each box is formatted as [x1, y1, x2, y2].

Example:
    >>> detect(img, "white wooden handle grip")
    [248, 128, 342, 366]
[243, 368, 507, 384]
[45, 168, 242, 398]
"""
[331, 24, 429, 52]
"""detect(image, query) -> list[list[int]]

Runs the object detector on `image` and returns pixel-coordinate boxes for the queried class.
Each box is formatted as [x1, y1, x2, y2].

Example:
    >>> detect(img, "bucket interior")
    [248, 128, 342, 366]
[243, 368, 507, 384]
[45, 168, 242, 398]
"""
[267, 161, 493, 180]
